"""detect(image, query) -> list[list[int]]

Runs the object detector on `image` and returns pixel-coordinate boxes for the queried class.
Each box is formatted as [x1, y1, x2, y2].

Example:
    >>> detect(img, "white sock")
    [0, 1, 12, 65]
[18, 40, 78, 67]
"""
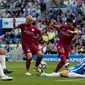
[0, 55, 6, 69]
[0, 64, 6, 77]
[46, 72, 60, 77]
[68, 72, 85, 78]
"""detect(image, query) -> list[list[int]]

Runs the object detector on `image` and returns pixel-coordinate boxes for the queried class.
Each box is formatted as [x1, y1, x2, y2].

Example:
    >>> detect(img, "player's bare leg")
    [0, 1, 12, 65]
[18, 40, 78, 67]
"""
[41, 70, 68, 77]
[68, 72, 85, 78]
[25, 52, 32, 75]
[36, 51, 43, 67]
[54, 48, 66, 72]
[34, 51, 43, 73]
[60, 70, 85, 78]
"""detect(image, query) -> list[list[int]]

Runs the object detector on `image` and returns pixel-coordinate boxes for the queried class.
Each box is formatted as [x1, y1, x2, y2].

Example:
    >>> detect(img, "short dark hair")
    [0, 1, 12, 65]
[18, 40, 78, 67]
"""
[66, 18, 73, 23]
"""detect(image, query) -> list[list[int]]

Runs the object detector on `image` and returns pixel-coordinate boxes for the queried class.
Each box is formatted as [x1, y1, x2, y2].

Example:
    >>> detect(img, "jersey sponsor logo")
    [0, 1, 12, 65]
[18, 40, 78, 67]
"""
[33, 36, 39, 39]
[61, 31, 72, 37]
[24, 30, 33, 35]
[27, 49, 30, 52]
[32, 29, 35, 31]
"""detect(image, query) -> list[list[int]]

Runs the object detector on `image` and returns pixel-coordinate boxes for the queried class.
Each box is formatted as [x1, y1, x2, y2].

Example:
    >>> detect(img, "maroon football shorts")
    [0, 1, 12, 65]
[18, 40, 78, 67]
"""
[57, 44, 71, 59]
[22, 44, 40, 56]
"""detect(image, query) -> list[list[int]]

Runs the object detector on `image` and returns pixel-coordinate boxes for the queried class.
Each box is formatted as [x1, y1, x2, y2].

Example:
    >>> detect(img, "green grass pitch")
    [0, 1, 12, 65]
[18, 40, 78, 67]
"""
[0, 61, 85, 85]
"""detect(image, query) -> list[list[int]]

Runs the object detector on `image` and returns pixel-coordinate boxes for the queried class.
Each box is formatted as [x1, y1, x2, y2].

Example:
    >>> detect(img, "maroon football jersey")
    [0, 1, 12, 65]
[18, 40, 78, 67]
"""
[58, 24, 75, 45]
[18, 24, 41, 46]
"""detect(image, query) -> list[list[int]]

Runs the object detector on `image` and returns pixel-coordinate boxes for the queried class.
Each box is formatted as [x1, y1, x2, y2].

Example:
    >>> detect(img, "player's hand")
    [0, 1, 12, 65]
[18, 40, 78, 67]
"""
[73, 30, 79, 34]
[13, 18, 16, 23]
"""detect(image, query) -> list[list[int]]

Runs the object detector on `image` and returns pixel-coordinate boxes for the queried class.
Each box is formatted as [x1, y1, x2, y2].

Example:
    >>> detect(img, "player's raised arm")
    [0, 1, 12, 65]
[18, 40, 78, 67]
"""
[35, 26, 50, 36]
[13, 18, 24, 30]
[51, 24, 60, 30]
[41, 20, 60, 35]
[13, 18, 17, 29]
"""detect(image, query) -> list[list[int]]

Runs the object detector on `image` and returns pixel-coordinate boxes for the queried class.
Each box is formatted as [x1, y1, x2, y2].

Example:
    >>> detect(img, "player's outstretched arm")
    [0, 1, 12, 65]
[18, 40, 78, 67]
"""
[49, 19, 60, 31]
[73, 29, 81, 34]
[41, 27, 50, 35]
[52, 25, 60, 30]
[67, 29, 80, 35]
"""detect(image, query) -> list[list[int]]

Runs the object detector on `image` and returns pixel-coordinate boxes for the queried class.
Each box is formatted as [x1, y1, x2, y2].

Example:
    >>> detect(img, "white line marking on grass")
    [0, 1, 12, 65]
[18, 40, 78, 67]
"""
[55, 79, 85, 82]
[8, 66, 55, 68]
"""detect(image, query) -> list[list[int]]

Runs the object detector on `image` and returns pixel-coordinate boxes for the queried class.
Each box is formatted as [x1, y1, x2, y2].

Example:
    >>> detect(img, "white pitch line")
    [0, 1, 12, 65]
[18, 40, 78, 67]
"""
[8, 66, 55, 68]
[55, 79, 85, 82]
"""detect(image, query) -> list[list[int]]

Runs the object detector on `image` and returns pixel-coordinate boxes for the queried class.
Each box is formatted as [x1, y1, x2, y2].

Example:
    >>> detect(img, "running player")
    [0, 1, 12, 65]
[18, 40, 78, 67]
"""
[13, 15, 46, 75]
[50, 18, 79, 72]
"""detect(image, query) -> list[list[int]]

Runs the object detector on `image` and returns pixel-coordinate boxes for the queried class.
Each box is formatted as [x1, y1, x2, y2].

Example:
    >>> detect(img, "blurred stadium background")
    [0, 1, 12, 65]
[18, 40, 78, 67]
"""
[0, 0, 85, 84]
[0, 0, 85, 62]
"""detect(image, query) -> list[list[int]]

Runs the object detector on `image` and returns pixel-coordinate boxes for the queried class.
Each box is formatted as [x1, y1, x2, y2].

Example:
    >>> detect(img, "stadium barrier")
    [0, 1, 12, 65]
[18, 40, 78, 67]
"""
[2, 18, 26, 28]
[0, 18, 36, 29]
[6, 48, 85, 62]
[34, 55, 85, 62]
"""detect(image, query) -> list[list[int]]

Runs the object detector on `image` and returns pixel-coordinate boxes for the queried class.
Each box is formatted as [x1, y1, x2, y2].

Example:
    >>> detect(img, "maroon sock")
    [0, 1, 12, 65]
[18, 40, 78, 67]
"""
[54, 54, 66, 72]
[26, 59, 31, 72]
[35, 57, 42, 67]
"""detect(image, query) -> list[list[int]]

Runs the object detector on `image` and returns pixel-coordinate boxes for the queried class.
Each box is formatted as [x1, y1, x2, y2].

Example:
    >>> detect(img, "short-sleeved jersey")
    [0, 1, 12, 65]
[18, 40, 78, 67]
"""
[18, 24, 41, 46]
[68, 64, 85, 74]
[58, 24, 75, 45]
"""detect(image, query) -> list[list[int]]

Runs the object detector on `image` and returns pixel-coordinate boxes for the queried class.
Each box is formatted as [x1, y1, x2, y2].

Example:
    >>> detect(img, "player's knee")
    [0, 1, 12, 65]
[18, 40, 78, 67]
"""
[27, 53, 32, 60]
[0, 48, 6, 55]
[59, 48, 65, 54]
[28, 57, 32, 60]
[28, 56, 32, 60]
[60, 72, 64, 77]
[36, 51, 43, 58]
